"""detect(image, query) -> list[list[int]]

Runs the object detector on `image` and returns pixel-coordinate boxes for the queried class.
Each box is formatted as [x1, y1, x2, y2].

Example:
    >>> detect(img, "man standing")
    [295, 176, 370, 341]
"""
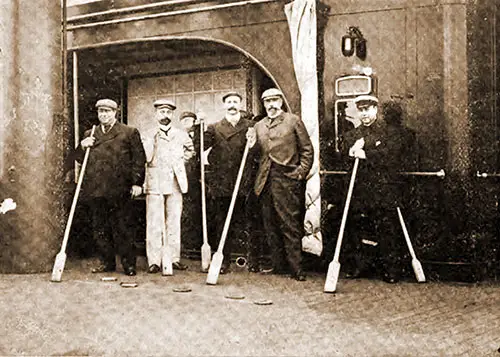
[179, 111, 202, 250]
[80, 99, 146, 276]
[203, 92, 256, 274]
[143, 100, 195, 273]
[342, 95, 416, 283]
[247, 88, 314, 281]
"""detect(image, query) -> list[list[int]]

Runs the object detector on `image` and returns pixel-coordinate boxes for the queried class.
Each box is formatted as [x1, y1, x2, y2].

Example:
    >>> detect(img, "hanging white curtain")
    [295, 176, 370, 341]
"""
[285, 0, 322, 256]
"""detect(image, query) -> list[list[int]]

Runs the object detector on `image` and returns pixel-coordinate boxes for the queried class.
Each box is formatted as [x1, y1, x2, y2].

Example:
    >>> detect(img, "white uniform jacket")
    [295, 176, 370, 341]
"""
[144, 126, 195, 195]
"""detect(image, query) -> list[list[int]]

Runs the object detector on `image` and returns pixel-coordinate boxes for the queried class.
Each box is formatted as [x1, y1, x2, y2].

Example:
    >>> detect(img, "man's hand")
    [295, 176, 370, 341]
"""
[81, 136, 96, 149]
[130, 185, 143, 198]
[246, 127, 256, 148]
[349, 137, 366, 159]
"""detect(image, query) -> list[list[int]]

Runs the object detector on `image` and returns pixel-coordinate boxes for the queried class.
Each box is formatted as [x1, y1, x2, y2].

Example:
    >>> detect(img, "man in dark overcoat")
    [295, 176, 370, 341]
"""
[247, 88, 314, 281]
[179, 111, 203, 252]
[79, 99, 146, 276]
[203, 92, 256, 274]
[342, 95, 417, 283]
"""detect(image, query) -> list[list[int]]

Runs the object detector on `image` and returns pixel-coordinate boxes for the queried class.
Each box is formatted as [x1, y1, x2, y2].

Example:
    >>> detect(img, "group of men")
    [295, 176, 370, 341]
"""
[78, 88, 313, 281]
[77, 85, 415, 284]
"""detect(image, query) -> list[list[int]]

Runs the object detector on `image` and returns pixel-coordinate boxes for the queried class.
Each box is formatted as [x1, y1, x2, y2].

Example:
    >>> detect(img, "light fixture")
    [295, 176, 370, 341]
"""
[341, 26, 367, 60]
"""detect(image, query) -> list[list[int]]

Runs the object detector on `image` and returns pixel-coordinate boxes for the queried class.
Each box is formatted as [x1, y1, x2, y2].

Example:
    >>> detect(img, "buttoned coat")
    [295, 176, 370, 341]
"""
[144, 126, 195, 195]
[204, 115, 256, 197]
[253, 112, 314, 196]
[341, 119, 417, 209]
[80, 122, 146, 199]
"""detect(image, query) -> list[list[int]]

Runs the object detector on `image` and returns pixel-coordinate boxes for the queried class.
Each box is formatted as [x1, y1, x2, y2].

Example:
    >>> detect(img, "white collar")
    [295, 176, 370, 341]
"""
[159, 123, 172, 133]
[101, 119, 117, 133]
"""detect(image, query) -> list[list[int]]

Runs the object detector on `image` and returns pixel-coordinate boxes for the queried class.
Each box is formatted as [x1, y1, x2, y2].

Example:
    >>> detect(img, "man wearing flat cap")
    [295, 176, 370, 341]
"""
[79, 98, 146, 276]
[178, 111, 203, 248]
[341, 95, 417, 283]
[143, 99, 195, 273]
[201, 91, 257, 274]
[246, 88, 314, 281]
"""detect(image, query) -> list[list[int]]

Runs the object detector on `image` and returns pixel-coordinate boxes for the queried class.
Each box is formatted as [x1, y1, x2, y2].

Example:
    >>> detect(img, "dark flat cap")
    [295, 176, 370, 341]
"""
[179, 111, 197, 121]
[222, 92, 242, 102]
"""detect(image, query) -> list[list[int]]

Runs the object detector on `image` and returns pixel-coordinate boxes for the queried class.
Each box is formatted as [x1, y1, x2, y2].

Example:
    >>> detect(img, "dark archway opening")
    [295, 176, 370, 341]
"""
[67, 38, 278, 263]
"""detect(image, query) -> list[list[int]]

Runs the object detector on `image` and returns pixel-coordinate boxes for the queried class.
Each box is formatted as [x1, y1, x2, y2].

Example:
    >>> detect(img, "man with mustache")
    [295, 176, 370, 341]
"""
[203, 92, 256, 274]
[79, 99, 146, 276]
[143, 99, 195, 273]
[246, 88, 314, 281]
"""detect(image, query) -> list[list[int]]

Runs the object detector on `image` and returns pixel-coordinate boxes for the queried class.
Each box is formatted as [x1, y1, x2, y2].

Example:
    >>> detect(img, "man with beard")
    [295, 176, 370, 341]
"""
[143, 99, 195, 273]
[79, 99, 146, 276]
[203, 92, 256, 274]
[246, 88, 314, 281]
[342, 95, 416, 283]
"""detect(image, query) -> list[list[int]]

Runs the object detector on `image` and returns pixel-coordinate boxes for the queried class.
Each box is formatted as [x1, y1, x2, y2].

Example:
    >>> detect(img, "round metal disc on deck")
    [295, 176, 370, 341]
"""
[172, 286, 192, 293]
[120, 282, 138, 288]
[253, 299, 273, 305]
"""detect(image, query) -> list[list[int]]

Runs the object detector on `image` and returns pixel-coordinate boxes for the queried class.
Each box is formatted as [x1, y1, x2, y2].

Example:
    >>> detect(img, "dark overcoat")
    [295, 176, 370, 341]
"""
[80, 122, 146, 199]
[342, 119, 417, 209]
[204, 116, 256, 198]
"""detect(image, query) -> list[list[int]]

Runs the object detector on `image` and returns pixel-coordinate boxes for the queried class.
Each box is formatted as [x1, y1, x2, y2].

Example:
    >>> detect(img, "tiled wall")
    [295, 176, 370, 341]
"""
[127, 68, 247, 137]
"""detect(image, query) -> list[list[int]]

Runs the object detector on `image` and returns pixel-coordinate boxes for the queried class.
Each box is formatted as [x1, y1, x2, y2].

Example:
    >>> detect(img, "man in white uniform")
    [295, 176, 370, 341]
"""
[143, 99, 195, 273]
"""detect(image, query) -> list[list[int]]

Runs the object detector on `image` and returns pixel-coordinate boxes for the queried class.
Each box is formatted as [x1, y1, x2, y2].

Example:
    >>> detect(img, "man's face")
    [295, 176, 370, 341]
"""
[180, 117, 195, 131]
[357, 104, 378, 126]
[156, 107, 174, 125]
[263, 96, 283, 118]
[224, 96, 242, 115]
[97, 107, 116, 125]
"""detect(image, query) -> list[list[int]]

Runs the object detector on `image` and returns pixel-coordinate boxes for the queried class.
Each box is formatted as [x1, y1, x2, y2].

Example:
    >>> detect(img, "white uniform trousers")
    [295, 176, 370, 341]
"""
[146, 187, 183, 266]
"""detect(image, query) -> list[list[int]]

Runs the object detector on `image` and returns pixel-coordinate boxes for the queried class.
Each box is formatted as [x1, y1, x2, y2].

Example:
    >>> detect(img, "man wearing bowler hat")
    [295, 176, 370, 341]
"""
[201, 91, 256, 274]
[342, 95, 416, 283]
[143, 99, 195, 273]
[246, 88, 314, 281]
[79, 98, 146, 276]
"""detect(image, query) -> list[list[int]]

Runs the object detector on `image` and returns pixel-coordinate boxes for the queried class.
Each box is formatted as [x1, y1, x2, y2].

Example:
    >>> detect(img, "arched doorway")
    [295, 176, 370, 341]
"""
[69, 38, 280, 261]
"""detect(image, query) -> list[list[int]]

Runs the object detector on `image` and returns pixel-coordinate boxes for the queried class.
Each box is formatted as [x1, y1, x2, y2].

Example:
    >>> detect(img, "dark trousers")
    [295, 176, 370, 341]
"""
[259, 165, 306, 275]
[246, 192, 268, 268]
[207, 196, 248, 268]
[344, 207, 403, 276]
[88, 196, 137, 270]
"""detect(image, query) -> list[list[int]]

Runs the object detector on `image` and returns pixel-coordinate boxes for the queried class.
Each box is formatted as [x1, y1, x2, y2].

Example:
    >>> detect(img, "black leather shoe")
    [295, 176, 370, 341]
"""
[345, 268, 362, 279]
[91, 265, 115, 274]
[125, 267, 137, 276]
[292, 270, 307, 281]
[148, 264, 161, 274]
[220, 265, 231, 274]
[172, 262, 188, 271]
[383, 273, 399, 284]
[248, 265, 261, 273]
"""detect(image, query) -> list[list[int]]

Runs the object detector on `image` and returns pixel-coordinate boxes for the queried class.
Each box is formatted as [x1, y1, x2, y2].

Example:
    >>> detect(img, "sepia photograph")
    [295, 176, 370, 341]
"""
[0, 0, 499, 355]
